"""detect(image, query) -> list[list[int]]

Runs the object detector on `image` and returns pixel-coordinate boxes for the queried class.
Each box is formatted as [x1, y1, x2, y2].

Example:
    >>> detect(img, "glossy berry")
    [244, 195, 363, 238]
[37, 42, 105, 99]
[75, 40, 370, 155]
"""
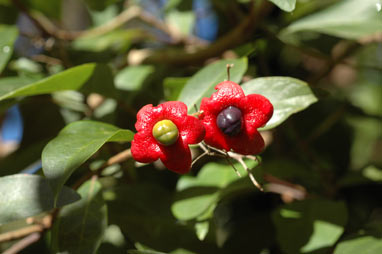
[152, 119, 179, 146]
[216, 106, 242, 136]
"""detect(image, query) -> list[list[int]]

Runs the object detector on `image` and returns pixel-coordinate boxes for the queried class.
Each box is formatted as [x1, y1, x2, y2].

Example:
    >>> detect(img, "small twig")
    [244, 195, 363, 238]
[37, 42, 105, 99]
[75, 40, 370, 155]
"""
[234, 155, 263, 191]
[191, 151, 207, 167]
[226, 64, 234, 81]
[0, 214, 53, 243]
[224, 153, 241, 177]
[72, 149, 131, 190]
[196, 143, 264, 191]
[144, 0, 274, 65]
[3, 232, 41, 254]
[263, 174, 307, 202]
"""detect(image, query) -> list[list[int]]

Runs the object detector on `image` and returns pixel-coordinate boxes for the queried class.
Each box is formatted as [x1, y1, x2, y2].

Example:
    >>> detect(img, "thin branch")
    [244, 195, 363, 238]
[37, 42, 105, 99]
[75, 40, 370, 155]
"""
[309, 41, 361, 85]
[3, 232, 41, 254]
[143, 1, 274, 65]
[72, 148, 132, 190]
[0, 214, 53, 243]
[233, 155, 263, 191]
[224, 154, 242, 177]
[34, 6, 142, 40]
[191, 151, 208, 167]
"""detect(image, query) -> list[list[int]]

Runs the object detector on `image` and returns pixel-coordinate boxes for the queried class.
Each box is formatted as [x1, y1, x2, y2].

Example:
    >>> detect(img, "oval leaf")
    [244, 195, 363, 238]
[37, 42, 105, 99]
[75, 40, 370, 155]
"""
[241, 77, 318, 130]
[281, 0, 381, 40]
[115, 65, 154, 91]
[0, 25, 18, 74]
[52, 178, 107, 254]
[272, 199, 348, 254]
[0, 63, 96, 101]
[42, 120, 134, 203]
[0, 174, 80, 225]
[334, 235, 382, 254]
[178, 57, 248, 113]
[172, 161, 255, 221]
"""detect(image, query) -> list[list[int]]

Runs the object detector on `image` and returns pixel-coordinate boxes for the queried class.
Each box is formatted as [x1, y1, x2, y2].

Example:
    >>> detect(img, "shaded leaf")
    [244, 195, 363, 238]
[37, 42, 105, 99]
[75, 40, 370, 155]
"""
[178, 58, 248, 113]
[0, 25, 18, 74]
[115, 65, 154, 91]
[128, 250, 169, 254]
[0, 174, 80, 225]
[0, 63, 96, 101]
[42, 120, 134, 203]
[281, 0, 382, 40]
[172, 161, 257, 221]
[272, 199, 348, 254]
[163, 77, 189, 101]
[108, 183, 219, 253]
[52, 178, 107, 254]
[268, 0, 296, 12]
[81, 63, 117, 98]
[241, 77, 318, 130]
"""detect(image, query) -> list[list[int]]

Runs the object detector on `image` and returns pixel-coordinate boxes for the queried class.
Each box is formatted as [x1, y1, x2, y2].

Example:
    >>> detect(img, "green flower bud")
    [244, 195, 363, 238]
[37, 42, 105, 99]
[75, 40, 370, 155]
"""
[152, 119, 179, 146]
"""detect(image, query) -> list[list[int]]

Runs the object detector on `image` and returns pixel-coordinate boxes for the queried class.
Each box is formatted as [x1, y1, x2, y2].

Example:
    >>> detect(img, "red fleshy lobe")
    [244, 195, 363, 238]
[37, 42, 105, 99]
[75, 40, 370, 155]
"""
[200, 81, 273, 155]
[131, 101, 205, 174]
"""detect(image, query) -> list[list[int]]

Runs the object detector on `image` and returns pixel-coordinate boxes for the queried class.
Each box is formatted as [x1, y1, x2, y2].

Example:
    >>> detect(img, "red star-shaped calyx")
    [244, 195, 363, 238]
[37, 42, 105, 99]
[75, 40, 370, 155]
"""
[199, 81, 273, 155]
[131, 101, 205, 174]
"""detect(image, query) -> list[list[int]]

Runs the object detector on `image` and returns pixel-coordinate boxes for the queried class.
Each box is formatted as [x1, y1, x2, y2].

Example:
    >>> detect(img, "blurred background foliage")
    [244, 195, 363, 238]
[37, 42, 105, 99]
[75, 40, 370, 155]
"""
[0, 0, 381, 253]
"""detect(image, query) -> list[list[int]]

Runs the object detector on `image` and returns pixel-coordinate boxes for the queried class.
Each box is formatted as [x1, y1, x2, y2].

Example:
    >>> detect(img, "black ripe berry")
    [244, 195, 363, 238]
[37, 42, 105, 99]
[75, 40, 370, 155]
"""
[216, 106, 242, 136]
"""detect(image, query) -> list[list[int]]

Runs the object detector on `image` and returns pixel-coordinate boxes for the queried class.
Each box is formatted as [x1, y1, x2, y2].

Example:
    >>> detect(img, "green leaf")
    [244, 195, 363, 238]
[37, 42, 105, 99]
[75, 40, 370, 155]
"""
[0, 174, 80, 225]
[0, 25, 18, 74]
[241, 77, 318, 130]
[108, 183, 215, 252]
[52, 178, 107, 254]
[115, 65, 154, 91]
[268, 0, 296, 12]
[334, 236, 382, 254]
[172, 161, 257, 221]
[194, 221, 209, 241]
[272, 199, 348, 254]
[281, 0, 382, 40]
[81, 63, 117, 98]
[42, 120, 134, 204]
[0, 63, 96, 101]
[178, 58, 248, 113]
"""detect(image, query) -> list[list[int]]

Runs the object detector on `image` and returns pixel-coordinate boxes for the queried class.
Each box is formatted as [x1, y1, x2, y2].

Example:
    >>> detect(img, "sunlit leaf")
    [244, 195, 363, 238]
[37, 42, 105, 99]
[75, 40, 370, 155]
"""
[334, 235, 382, 254]
[42, 120, 134, 204]
[0, 63, 96, 101]
[241, 77, 318, 130]
[281, 0, 382, 40]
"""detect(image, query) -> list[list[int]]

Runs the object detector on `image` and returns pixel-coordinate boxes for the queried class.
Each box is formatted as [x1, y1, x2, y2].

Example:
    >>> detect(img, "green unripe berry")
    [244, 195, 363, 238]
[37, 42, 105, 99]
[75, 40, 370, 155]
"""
[152, 120, 179, 146]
